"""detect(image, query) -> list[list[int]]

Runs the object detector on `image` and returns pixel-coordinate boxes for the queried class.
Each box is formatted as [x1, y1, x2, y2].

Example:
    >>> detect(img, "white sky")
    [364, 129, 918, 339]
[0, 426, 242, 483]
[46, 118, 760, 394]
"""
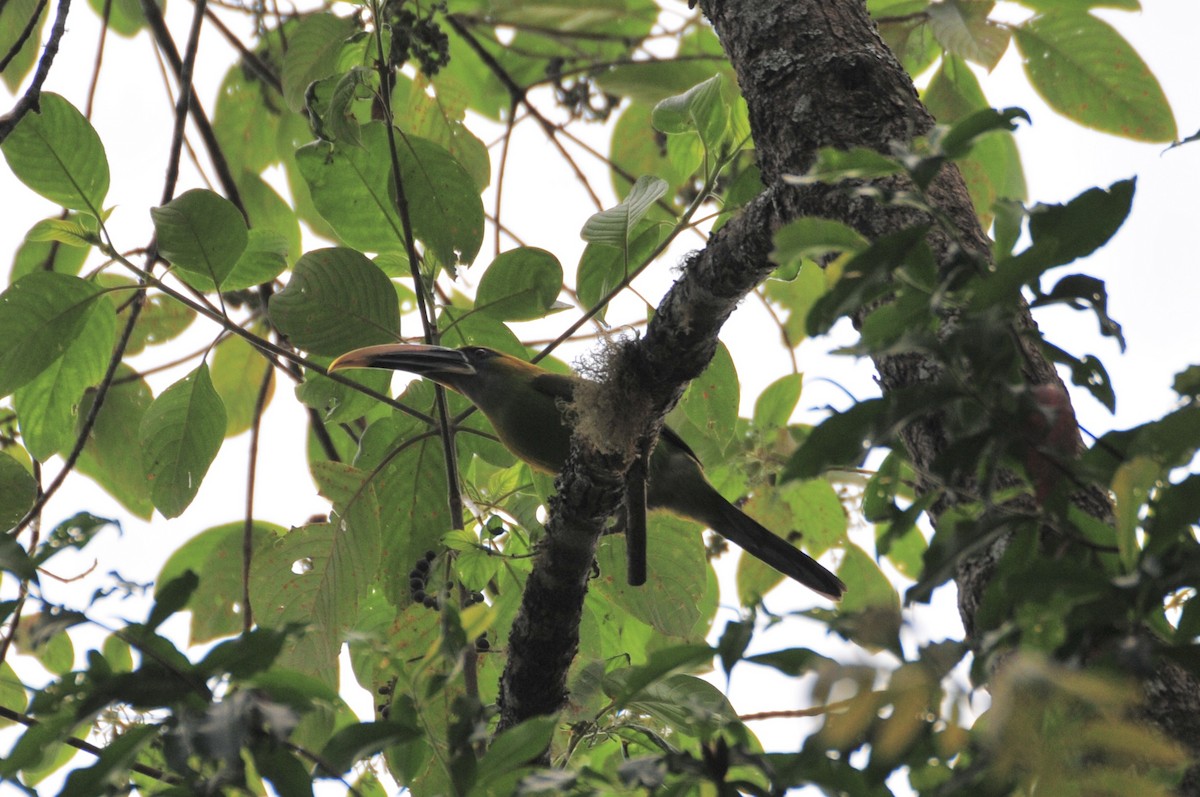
[1, 0, 1198, 791]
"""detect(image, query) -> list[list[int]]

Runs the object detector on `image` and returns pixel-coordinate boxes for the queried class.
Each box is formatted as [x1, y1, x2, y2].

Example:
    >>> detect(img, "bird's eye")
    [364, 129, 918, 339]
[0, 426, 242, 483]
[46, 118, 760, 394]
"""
[466, 346, 492, 359]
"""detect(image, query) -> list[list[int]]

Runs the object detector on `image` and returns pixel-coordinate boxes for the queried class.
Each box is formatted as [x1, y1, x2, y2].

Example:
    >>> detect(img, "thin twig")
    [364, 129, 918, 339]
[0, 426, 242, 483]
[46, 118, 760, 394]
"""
[0, 705, 181, 784]
[242, 361, 274, 633]
[0, 0, 71, 142]
[0, 0, 49, 72]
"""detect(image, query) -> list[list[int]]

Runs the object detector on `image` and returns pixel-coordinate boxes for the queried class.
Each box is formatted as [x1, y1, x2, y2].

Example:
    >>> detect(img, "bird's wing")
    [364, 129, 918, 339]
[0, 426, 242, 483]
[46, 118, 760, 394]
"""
[529, 372, 577, 402]
[659, 424, 701, 464]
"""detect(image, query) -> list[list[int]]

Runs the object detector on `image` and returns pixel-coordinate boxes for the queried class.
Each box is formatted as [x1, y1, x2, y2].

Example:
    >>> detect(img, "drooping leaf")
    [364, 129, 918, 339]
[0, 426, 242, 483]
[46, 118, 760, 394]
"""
[580, 175, 669, 247]
[297, 124, 484, 265]
[651, 73, 728, 152]
[269, 248, 402, 356]
[12, 217, 91, 278]
[0, 272, 106, 398]
[927, 0, 1011, 70]
[874, 1, 941, 77]
[593, 517, 710, 638]
[676, 342, 739, 448]
[318, 721, 423, 777]
[138, 364, 227, 518]
[1014, 12, 1176, 142]
[972, 179, 1135, 308]
[150, 188, 249, 291]
[211, 332, 275, 436]
[250, 484, 381, 687]
[158, 520, 283, 643]
[753, 373, 804, 430]
[475, 247, 564, 321]
[474, 716, 559, 784]
[0, 453, 37, 535]
[923, 57, 1028, 227]
[76, 366, 155, 519]
[1, 93, 109, 214]
[576, 222, 669, 322]
[13, 294, 116, 460]
[282, 12, 359, 113]
[772, 217, 870, 269]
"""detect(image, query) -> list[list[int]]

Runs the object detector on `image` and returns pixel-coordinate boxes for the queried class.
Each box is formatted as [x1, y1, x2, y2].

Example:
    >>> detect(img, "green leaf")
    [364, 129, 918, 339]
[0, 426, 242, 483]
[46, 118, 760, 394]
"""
[0, 0, 47, 91]
[604, 643, 716, 705]
[0, 272, 105, 398]
[12, 217, 90, 278]
[150, 189, 249, 290]
[772, 217, 870, 269]
[250, 495, 381, 687]
[157, 520, 283, 644]
[297, 124, 484, 265]
[35, 512, 119, 567]
[146, 570, 199, 631]
[763, 262, 826, 345]
[1112, 456, 1157, 569]
[295, 358, 391, 424]
[1033, 273, 1125, 350]
[318, 721, 423, 776]
[927, 0, 1011, 70]
[790, 146, 903, 184]
[139, 364, 228, 518]
[84, 0, 160, 36]
[13, 293, 116, 460]
[404, 74, 492, 192]
[923, 57, 1028, 226]
[753, 373, 803, 430]
[60, 724, 158, 797]
[1016, 0, 1140, 9]
[211, 332, 274, 436]
[784, 400, 884, 481]
[651, 73, 728, 151]
[270, 247, 402, 356]
[76, 366, 154, 519]
[836, 543, 900, 613]
[972, 179, 1135, 308]
[874, 2, 941, 77]
[475, 247, 564, 321]
[392, 126, 486, 266]
[475, 716, 558, 784]
[282, 12, 359, 113]
[26, 217, 98, 248]
[593, 517, 710, 638]
[576, 222, 669, 322]
[597, 61, 729, 104]
[677, 342, 739, 447]
[620, 673, 739, 738]
[0, 456, 36, 541]
[239, 170, 303, 264]
[580, 175, 669, 247]
[0, 520, 36, 576]
[1014, 12, 1176, 142]
[1, 93, 109, 214]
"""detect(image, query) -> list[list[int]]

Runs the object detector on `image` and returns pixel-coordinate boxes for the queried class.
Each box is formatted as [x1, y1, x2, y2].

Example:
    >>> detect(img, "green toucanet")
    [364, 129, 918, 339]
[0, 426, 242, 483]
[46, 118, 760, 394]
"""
[330, 344, 845, 601]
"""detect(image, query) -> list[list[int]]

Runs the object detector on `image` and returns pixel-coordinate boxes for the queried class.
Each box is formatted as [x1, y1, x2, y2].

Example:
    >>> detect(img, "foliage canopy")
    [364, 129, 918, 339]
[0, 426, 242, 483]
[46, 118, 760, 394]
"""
[1, 0, 1197, 794]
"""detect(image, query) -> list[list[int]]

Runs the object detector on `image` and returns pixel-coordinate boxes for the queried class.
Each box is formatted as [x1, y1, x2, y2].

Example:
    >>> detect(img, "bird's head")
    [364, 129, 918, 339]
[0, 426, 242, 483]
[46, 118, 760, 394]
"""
[329, 343, 536, 401]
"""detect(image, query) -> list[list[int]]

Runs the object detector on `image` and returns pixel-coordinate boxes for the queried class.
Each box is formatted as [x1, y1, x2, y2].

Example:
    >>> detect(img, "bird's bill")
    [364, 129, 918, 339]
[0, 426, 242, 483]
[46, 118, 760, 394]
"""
[329, 344, 477, 378]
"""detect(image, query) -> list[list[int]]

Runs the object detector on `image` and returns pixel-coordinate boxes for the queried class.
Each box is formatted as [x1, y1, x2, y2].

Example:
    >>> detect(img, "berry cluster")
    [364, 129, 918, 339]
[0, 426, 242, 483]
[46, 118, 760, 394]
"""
[409, 550, 439, 609]
[409, 550, 486, 611]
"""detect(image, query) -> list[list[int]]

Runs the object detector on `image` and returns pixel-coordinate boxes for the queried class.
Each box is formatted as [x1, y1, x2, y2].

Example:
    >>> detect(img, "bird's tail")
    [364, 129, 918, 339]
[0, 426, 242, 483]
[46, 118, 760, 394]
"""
[707, 494, 846, 601]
